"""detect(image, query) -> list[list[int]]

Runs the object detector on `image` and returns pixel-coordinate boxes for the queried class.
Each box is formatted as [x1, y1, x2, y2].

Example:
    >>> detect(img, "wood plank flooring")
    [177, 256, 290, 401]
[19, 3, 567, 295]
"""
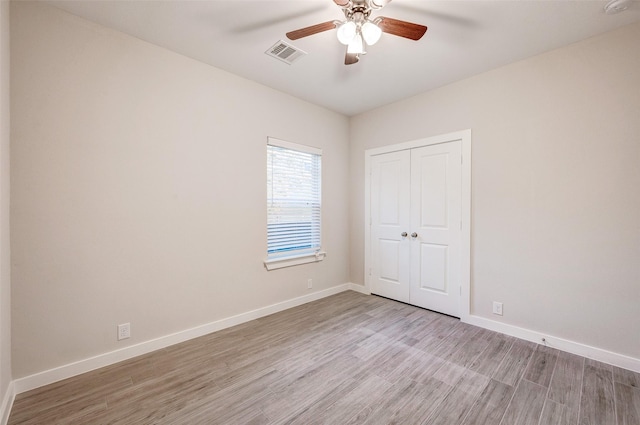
[8, 291, 640, 424]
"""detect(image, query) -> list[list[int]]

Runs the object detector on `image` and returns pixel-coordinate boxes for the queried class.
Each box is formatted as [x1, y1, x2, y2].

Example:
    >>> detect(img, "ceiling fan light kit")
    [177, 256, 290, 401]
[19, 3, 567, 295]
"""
[604, 0, 631, 14]
[286, 0, 427, 65]
[337, 19, 380, 52]
[361, 21, 383, 45]
[369, 0, 391, 10]
[347, 33, 365, 54]
[337, 21, 357, 44]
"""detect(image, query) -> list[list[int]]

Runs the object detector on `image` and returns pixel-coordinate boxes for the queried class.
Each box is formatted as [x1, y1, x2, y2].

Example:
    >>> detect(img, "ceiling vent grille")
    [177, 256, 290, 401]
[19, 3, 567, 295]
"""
[265, 40, 307, 65]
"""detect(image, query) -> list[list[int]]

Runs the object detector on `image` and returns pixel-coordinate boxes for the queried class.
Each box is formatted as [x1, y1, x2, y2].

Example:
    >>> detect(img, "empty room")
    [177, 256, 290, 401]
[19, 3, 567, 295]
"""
[1, 0, 639, 424]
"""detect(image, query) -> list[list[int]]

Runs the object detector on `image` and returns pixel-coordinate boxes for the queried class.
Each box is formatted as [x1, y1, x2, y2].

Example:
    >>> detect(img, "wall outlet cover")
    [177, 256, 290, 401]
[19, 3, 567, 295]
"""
[117, 323, 131, 340]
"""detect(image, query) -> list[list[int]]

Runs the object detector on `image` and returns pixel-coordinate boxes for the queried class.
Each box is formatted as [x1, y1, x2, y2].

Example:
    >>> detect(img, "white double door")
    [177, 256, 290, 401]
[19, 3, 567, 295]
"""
[370, 140, 462, 317]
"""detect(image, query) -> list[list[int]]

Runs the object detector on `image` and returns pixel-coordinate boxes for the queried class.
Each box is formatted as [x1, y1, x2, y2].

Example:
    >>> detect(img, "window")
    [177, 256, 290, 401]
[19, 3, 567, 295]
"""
[264, 137, 325, 270]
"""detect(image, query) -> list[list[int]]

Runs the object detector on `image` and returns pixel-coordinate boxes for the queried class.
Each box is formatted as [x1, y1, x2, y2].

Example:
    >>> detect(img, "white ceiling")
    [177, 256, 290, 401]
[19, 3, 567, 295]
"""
[44, 0, 640, 116]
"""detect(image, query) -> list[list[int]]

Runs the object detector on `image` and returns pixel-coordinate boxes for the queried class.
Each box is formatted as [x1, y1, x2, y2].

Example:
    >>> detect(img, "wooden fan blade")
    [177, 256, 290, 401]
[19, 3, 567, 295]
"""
[333, 0, 350, 6]
[377, 17, 427, 40]
[286, 21, 337, 40]
[345, 49, 359, 65]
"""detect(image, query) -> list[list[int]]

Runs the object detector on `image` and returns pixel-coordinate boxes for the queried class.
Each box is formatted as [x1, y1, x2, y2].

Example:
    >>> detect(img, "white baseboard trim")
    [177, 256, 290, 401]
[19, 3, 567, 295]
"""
[0, 381, 15, 425]
[348, 282, 371, 295]
[463, 314, 640, 373]
[10, 286, 640, 403]
[13, 283, 353, 395]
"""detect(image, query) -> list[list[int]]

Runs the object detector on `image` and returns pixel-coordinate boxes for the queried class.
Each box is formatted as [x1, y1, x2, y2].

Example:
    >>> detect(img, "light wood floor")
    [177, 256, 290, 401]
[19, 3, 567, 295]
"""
[8, 291, 640, 424]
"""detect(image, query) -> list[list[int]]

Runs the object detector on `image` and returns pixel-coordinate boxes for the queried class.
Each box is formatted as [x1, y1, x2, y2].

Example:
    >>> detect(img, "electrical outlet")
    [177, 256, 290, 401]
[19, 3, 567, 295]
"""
[117, 323, 131, 340]
[307, 278, 313, 289]
[492, 302, 503, 316]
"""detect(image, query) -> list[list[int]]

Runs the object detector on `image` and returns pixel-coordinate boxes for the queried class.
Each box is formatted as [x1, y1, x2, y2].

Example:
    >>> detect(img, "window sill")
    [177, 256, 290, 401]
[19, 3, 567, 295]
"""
[264, 251, 326, 271]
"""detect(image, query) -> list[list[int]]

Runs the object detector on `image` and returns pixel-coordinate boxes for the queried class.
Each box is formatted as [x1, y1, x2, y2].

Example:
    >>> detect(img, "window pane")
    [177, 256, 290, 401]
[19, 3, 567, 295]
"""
[267, 141, 321, 258]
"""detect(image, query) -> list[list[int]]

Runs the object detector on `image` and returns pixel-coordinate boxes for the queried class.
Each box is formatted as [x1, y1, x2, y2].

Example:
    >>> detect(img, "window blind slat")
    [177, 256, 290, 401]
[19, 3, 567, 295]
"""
[267, 141, 321, 258]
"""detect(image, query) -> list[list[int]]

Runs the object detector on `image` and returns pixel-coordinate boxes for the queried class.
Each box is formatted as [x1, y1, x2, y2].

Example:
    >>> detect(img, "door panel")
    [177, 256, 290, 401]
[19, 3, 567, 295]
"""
[419, 243, 448, 293]
[410, 141, 462, 316]
[379, 239, 401, 282]
[379, 162, 402, 225]
[418, 153, 449, 228]
[370, 150, 411, 303]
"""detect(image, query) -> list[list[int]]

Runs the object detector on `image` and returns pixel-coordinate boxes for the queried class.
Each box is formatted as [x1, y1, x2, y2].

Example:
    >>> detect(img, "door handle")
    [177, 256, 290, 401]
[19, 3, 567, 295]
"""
[401, 232, 408, 237]
[411, 232, 418, 238]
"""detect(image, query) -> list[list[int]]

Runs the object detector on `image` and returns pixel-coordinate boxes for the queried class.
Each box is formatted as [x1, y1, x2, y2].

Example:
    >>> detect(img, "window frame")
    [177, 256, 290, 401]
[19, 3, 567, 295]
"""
[264, 137, 325, 271]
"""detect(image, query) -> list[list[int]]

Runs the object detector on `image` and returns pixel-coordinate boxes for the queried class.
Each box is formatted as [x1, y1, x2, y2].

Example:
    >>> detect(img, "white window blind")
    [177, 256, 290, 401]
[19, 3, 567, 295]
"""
[267, 138, 321, 260]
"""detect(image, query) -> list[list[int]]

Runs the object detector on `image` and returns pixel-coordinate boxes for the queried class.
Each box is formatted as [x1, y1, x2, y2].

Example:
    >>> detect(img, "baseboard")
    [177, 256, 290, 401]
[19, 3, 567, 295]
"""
[0, 381, 15, 425]
[464, 314, 640, 373]
[13, 283, 353, 395]
[348, 282, 371, 295]
[11, 286, 640, 399]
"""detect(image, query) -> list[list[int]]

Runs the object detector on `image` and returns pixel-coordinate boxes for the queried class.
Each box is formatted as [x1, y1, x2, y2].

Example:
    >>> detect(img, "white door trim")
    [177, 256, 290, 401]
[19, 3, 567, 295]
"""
[364, 129, 471, 321]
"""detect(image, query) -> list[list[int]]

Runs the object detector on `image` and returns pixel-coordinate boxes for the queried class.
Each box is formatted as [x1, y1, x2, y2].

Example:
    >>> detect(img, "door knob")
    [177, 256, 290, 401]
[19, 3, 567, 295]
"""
[411, 232, 418, 238]
[401, 232, 408, 237]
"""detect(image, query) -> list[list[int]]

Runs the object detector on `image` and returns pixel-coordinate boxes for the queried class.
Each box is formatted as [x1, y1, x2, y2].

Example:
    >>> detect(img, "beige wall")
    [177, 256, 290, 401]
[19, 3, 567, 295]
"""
[350, 22, 640, 359]
[11, 2, 350, 378]
[0, 0, 11, 399]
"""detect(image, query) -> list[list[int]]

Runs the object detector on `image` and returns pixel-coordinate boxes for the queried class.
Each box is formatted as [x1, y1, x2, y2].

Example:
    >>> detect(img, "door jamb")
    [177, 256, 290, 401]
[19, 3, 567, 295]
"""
[364, 129, 471, 321]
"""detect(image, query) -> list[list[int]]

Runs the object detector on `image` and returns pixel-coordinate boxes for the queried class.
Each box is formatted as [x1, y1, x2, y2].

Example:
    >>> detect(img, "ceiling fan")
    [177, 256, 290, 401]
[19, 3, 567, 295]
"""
[286, 0, 427, 65]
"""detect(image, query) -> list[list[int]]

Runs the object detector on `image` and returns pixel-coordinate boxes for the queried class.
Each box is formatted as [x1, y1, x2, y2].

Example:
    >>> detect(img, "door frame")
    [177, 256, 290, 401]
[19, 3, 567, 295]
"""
[364, 129, 471, 321]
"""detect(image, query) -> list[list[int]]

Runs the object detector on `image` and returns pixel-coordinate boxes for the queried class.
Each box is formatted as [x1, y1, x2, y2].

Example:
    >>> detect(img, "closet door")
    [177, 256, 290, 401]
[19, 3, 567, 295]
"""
[370, 150, 411, 303]
[409, 141, 462, 316]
